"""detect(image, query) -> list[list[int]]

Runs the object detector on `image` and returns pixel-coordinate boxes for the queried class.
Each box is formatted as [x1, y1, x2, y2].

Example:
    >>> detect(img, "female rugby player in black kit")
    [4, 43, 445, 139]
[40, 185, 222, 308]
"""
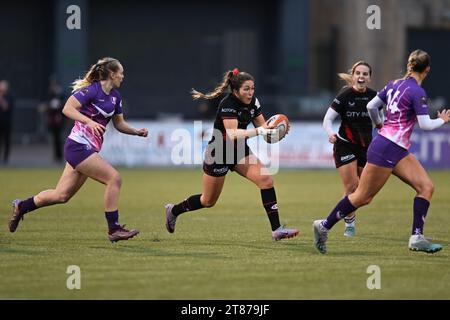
[322, 61, 382, 237]
[165, 69, 299, 241]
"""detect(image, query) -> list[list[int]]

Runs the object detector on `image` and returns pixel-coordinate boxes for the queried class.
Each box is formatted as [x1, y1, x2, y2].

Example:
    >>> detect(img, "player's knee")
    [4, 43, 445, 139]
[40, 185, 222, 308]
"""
[259, 175, 273, 189]
[110, 172, 122, 188]
[420, 180, 434, 198]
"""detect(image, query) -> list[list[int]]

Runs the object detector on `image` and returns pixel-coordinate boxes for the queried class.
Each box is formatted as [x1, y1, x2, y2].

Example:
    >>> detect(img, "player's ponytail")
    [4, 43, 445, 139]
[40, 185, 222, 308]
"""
[191, 68, 254, 100]
[71, 57, 120, 93]
[338, 61, 372, 87]
[403, 49, 430, 79]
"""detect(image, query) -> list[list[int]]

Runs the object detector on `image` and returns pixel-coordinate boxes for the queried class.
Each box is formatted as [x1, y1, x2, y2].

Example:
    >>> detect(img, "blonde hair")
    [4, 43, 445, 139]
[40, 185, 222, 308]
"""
[71, 57, 121, 93]
[338, 61, 372, 87]
[191, 69, 254, 100]
[403, 49, 430, 79]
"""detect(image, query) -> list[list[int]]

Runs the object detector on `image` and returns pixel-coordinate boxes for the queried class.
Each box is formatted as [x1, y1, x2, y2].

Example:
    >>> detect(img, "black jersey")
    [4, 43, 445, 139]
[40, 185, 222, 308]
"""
[330, 87, 378, 147]
[208, 93, 262, 145]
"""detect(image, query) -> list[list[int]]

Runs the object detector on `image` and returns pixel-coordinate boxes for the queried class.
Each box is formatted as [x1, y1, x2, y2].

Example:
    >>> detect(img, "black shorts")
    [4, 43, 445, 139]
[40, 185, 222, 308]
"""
[202, 142, 251, 177]
[333, 138, 368, 168]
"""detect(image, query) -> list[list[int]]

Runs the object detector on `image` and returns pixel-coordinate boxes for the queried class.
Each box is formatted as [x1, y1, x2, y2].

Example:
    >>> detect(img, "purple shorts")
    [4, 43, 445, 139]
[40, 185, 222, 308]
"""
[367, 134, 409, 169]
[64, 138, 96, 169]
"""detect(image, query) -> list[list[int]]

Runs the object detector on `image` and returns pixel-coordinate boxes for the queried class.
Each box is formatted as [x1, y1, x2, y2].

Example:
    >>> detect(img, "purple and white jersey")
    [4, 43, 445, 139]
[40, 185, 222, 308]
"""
[377, 77, 429, 149]
[69, 81, 122, 151]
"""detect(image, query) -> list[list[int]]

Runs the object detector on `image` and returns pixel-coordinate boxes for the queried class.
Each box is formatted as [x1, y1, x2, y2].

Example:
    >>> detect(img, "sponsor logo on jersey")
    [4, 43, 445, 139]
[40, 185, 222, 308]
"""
[345, 111, 370, 117]
[221, 108, 237, 114]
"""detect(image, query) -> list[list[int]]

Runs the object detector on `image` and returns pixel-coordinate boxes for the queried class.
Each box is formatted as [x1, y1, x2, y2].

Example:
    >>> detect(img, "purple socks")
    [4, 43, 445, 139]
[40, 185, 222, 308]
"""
[412, 197, 429, 235]
[322, 196, 357, 230]
[18, 197, 38, 215]
[105, 210, 120, 231]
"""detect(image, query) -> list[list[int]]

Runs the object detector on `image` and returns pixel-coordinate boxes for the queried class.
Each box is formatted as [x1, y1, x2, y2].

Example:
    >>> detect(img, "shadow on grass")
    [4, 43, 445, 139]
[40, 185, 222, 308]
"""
[362, 234, 410, 244]
[90, 244, 226, 259]
[178, 238, 305, 252]
[0, 247, 47, 255]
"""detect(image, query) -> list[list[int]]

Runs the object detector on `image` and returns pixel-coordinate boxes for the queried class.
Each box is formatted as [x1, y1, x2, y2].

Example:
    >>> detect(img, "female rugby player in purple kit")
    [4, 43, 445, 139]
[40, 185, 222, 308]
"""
[314, 49, 450, 254]
[323, 61, 380, 237]
[9, 57, 148, 243]
[165, 69, 299, 241]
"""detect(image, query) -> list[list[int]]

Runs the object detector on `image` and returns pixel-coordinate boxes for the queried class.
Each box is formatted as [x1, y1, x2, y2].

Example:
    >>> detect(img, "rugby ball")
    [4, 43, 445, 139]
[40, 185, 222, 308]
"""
[263, 114, 290, 144]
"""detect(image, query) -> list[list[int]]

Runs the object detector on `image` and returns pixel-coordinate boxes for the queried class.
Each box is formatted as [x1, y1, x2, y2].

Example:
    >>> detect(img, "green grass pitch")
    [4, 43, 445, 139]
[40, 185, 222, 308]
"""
[0, 168, 449, 299]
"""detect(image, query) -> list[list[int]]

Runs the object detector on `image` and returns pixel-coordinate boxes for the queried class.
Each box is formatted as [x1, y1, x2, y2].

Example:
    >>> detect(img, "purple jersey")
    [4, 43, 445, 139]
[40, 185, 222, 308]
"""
[69, 81, 122, 151]
[377, 77, 429, 149]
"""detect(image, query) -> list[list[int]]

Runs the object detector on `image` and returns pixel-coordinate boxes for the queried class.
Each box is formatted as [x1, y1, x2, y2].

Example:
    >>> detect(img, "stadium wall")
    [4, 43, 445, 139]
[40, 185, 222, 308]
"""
[101, 121, 450, 169]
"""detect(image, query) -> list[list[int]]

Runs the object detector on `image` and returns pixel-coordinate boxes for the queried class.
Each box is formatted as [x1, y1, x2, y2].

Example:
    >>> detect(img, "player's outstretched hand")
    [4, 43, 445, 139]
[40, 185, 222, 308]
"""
[438, 109, 450, 123]
[136, 128, 149, 137]
[256, 127, 277, 136]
